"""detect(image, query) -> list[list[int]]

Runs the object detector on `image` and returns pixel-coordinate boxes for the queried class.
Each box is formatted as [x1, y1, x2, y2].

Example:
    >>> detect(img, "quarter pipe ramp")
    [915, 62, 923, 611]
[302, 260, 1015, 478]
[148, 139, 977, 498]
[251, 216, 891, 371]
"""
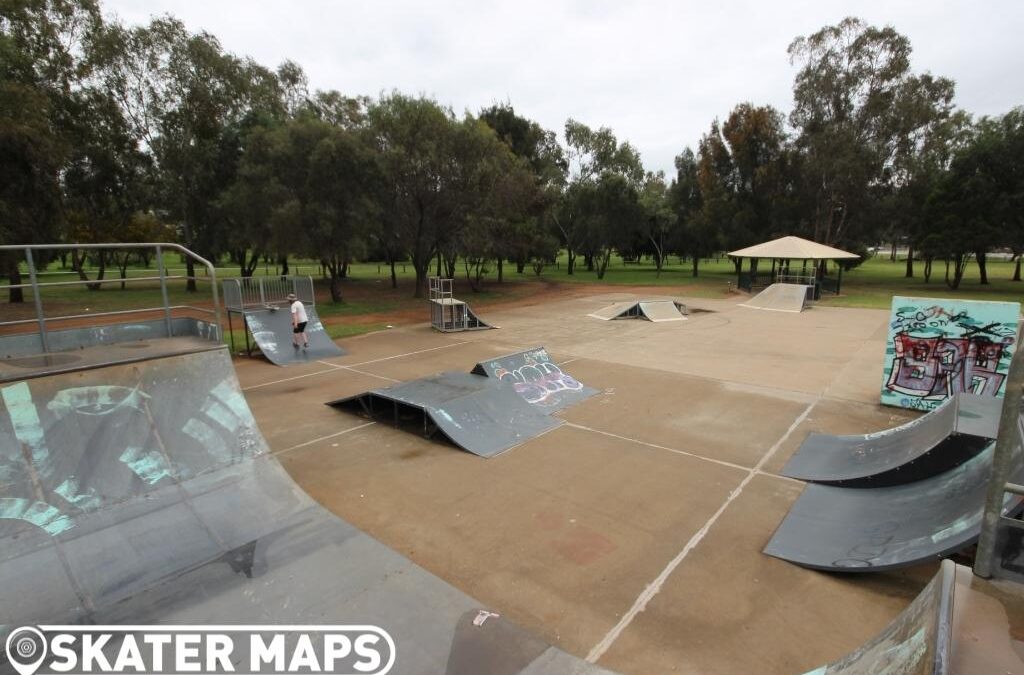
[0, 347, 613, 674]
[781, 393, 1001, 487]
[764, 438, 1024, 572]
[739, 283, 810, 313]
[243, 305, 345, 365]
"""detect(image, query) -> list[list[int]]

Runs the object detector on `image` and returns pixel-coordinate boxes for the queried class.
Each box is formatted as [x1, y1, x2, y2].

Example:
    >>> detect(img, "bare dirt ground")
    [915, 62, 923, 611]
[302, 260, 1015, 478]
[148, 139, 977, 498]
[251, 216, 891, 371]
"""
[231, 286, 955, 674]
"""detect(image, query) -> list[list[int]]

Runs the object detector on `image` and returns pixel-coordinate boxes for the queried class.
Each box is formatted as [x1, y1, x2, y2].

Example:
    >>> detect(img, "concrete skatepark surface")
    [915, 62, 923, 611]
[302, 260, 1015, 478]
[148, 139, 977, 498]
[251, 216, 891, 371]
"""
[0, 346, 614, 675]
[8, 284, 1024, 674]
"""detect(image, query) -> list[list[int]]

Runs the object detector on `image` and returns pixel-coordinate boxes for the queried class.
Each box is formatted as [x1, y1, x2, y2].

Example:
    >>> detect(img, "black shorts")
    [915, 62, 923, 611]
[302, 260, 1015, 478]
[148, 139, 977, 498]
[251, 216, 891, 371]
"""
[293, 321, 308, 334]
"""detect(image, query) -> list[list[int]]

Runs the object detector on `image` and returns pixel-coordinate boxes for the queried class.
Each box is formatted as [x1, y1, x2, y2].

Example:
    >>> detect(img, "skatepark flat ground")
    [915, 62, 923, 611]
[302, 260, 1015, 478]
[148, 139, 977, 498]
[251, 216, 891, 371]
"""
[232, 291, 952, 674]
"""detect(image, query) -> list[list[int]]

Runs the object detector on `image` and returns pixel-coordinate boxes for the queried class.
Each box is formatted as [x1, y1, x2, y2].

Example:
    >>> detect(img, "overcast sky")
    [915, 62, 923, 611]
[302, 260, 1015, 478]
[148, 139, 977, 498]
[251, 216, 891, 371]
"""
[101, 0, 1024, 177]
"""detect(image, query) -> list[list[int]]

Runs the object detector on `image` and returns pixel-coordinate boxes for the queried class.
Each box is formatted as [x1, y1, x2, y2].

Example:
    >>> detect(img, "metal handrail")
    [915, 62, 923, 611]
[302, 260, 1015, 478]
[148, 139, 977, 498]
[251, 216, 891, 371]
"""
[0, 243, 221, 353]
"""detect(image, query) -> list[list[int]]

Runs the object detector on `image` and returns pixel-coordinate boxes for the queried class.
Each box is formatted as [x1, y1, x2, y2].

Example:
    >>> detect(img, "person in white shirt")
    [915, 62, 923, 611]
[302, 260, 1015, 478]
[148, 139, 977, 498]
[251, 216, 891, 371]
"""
[287, 293, 309, 349]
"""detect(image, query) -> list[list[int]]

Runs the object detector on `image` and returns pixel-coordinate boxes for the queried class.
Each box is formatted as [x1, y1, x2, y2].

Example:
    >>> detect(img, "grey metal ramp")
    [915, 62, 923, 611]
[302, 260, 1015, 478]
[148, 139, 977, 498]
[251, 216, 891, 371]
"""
[328, 372, 562, 458]
[781, 394, 999, 486]
[638, 300, 688, 322]
[0, 348, 614, 675]
[739, 283, 809, 312]
[244, 305, 345, 365]
[471, 347, 599, 414]
[764, 439, 1024, 571]
[803, 559, 955, 674]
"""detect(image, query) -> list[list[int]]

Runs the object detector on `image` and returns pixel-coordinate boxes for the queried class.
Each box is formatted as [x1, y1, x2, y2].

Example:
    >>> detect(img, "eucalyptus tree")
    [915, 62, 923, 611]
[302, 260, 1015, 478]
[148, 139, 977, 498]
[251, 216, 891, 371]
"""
[788, 17, 958, 250]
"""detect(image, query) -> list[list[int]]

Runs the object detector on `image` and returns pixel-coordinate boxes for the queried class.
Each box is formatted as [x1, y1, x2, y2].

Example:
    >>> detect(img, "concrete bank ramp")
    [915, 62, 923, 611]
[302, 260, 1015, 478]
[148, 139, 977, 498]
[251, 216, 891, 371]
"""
[781, 393, 1001, 487]
[739, 283, 810, 313]
[244, 304, 345, 365]
[0, 347, 614, 675]
[588, 299, 687, 322]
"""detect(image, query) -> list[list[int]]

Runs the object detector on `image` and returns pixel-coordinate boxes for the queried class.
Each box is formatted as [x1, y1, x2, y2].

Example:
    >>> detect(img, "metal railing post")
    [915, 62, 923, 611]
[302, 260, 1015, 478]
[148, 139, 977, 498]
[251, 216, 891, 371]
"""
[975, 331, 1024, 577]
[156, 245, 172, 337]
[25, 247, 48, 353]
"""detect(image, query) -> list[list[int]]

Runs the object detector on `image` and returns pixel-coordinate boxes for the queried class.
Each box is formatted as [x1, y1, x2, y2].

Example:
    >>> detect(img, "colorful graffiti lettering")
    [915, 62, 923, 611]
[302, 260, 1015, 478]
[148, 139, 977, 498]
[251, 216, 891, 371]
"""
[881, 297, 1020, 410]
[492, 358, 584, 407]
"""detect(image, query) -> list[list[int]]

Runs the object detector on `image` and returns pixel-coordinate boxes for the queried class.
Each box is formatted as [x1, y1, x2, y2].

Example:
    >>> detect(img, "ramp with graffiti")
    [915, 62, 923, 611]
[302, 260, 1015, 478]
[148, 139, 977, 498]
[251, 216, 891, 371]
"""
[781, 393, 1001, 487]
[472, 347, 599, 413]
[0, 347, 616, 674]
[327, 372, 561, 458]
[882, 297, 1020, 411]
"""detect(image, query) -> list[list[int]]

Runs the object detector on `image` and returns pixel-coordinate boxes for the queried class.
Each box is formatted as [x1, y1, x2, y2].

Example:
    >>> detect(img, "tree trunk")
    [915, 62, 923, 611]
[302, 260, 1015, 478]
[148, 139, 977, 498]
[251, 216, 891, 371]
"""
[87, 251, 107, 291]
[585, 253, 594, 272]
[692, 256, 699, 278]
[8, 269, 24, 303]
[186, 258, 197, 293]
[905, 244, 914, 278]
[497, 258, 503, 283]
[566, 247, 575, 275]
[435, 251, 442, 278]
[1014, 255, 1022, 282]
[890, 240, 897, 262]
[390, 259, 397, 289]
[976, 250, 989, 285]
[924, 256, 933, 283]
[596, 250, 612, 279]
[515, 257, 526, 274]
[279, 255, 289, 276]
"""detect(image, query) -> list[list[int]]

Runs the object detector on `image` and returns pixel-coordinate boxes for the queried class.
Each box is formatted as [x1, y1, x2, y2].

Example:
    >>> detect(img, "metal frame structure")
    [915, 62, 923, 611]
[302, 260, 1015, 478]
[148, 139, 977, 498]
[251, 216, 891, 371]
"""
[223, 276, 315, 355]
[429, 276, 467, 332]
[0, 243, 221, 354]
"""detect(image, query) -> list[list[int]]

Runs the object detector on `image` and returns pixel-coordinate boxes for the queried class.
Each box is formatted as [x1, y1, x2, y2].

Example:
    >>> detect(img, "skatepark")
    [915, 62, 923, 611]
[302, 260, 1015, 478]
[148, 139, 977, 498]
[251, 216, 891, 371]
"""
[3, 246, 1024, 674]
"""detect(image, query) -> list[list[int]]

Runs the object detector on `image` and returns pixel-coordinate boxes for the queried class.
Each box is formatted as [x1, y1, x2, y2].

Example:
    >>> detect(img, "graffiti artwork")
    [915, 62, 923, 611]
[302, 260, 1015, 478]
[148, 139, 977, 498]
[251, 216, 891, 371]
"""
[0, 351, 266, 537]
[881, 296, 1020, 410]
[473, 347, 598, 412]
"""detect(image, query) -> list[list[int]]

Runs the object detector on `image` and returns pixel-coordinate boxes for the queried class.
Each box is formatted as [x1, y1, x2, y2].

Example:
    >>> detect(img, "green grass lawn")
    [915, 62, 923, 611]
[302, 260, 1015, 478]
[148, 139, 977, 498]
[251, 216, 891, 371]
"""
[4, 252, 1022, 342]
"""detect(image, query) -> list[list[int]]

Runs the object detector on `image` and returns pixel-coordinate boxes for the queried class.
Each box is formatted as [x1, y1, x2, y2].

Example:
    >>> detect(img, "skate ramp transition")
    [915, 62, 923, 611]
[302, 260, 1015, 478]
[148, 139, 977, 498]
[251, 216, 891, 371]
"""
[0, 347, 614, 675]
[764, 430, 1024, 571]
[739, 283, 810, 313]
[781, 393, 1001, 487]
[803, 559, 955, 674]
[243, 304, 345, 366]
[805, 559, 1024, 674]
[588, 299, 688, 322]
[331, 348, 598, 457]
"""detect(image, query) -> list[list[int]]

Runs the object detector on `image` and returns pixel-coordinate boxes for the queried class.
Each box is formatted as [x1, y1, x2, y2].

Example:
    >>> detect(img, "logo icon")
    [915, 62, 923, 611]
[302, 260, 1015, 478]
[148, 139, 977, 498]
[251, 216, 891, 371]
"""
[5, 626, 47, 675]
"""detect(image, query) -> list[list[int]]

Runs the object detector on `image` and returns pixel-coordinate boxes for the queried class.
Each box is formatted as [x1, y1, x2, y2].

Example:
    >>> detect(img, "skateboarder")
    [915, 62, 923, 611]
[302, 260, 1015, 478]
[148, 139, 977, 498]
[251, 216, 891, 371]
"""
[288, 293, 309, 349]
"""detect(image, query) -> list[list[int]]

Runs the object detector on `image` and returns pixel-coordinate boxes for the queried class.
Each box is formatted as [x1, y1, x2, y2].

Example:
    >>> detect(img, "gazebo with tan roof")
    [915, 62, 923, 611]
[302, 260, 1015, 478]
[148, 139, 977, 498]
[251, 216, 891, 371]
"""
[727, 235, 860, 296]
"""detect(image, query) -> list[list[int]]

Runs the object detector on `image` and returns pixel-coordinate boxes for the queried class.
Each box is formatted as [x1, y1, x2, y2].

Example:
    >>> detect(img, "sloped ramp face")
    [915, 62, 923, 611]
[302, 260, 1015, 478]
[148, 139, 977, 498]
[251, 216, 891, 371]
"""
[803, 560, 955, 674]
[782, 394, 1001, 487]
[739, 283, 810, 312]
[638, 300, 688, 322]
[765, 441, 1024, 571]
[329, 372, 561, 458]
[472, 347, 599, 413]
[0, 349, 614, 675]
[244, 305, 345, 365]
[588, 301, 644, 320]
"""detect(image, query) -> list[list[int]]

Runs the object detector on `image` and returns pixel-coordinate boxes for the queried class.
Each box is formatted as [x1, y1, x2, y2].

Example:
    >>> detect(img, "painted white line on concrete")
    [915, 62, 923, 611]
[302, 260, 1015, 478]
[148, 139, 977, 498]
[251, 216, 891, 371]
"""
[241, 341, 468, 391]
[272, 421, 377, 457]
[563, 422, 750, 473]
[584, 400, 817, 664]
